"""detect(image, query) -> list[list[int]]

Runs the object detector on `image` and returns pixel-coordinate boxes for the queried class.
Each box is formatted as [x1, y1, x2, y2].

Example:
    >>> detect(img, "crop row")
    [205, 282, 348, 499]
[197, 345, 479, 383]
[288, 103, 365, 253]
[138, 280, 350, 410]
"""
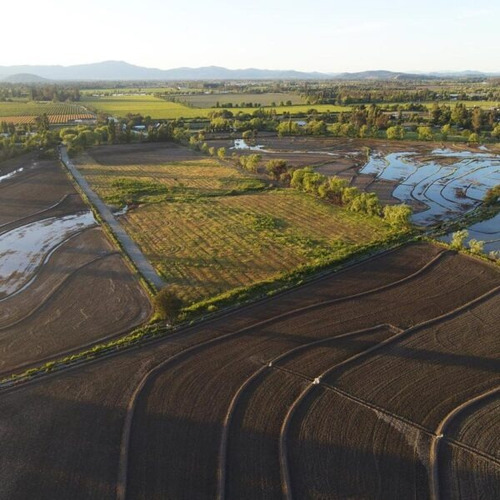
[76, 149, 392, 303]
[0, 113, 95, 125]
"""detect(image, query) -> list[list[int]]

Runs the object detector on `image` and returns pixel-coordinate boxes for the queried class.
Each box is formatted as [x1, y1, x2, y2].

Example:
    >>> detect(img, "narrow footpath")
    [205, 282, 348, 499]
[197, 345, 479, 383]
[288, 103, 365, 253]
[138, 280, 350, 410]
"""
[60, 146, 165, 291]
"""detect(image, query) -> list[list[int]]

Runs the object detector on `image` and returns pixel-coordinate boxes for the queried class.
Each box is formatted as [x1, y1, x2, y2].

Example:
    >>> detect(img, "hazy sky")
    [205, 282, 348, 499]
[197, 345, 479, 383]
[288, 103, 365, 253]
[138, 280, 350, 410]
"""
[3, 0, 499, 72]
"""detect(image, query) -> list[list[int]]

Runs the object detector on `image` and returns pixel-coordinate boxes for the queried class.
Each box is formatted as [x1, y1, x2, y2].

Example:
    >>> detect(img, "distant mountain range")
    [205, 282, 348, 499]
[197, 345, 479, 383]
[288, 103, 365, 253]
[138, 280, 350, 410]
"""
[0, 61, 498, 82]
[3, 73, 50, 83]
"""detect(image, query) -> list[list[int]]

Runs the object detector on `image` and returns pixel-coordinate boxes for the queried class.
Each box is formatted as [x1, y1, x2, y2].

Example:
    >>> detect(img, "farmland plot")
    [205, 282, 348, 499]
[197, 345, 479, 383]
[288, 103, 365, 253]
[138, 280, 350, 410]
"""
[0, 243, 498, 499]
[81, 94, 351, 119]
[360, 148, 500, 225]
[218, 136, 500, 225]
[0, 101, 95, 124]
[77, 143, 393, 303]
[176, 92, 306, 108]
[0, 155, 150, 375]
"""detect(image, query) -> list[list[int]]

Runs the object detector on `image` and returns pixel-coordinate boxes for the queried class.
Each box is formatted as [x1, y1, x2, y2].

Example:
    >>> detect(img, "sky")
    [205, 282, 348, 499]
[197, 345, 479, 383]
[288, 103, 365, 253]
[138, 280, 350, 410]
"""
[2, 0, 499, 72]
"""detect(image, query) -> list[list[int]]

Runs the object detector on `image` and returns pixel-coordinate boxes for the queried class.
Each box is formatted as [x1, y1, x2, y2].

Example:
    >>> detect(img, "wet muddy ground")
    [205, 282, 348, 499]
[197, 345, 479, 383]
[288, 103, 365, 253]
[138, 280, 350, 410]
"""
[0, 155, 150, 375]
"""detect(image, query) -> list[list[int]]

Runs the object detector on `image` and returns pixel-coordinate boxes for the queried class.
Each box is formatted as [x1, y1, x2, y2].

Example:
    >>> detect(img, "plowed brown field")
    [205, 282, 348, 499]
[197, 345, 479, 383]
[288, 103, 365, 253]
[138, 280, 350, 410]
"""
[0, 241, 498, 499]
[0, 154, 150, 375]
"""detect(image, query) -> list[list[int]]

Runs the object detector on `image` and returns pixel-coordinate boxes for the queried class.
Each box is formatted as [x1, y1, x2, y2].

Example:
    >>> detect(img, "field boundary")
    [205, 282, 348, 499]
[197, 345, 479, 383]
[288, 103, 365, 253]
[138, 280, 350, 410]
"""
[0, 238, 445, 389]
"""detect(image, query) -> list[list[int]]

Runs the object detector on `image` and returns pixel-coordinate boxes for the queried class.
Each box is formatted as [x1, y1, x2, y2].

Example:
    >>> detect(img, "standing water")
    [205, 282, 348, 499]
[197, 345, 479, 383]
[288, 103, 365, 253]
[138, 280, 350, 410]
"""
[360, 150, 500, 226]
[0, 211, 96, 297]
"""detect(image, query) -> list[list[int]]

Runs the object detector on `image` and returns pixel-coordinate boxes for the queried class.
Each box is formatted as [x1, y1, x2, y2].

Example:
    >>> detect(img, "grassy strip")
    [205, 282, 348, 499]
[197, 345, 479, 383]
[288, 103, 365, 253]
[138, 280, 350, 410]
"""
[180, 230, 413, 320]
[0, 229, 415, 388]
[426, 236, 500, 268]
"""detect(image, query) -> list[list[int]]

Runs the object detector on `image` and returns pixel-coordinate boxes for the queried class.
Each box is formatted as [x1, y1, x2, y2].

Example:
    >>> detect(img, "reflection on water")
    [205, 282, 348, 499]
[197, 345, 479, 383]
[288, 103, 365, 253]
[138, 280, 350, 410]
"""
[360, 150, 500, 226]
[231, 139, 267, 151]
[0, 211, 96, 296]
[440, 212, 500, 253]
[0, 167, 24, 183]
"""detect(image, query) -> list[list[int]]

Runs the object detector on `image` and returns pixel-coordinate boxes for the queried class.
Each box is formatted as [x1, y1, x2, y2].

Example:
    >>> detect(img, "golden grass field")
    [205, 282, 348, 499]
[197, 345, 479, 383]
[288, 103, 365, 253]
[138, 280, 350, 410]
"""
[77, 145, 393, 303]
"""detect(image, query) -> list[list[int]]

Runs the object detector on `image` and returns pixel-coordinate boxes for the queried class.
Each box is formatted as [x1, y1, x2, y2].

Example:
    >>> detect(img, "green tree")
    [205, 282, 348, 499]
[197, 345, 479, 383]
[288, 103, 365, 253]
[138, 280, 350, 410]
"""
[306, 120, 326, 136]
[386, 125, 405, 140]
[242, 130, 253, 141]
[347, 192, 381, 216]
[483, 185, 500, 206]
[471, 107, 483, 132]
[240, 153, 261, 173]
[277, 120, 301, 137]
[383, 204, 413, 228]
[417, 126, 433, 141]
[265, 159, 288, 180]
[317, 177, 349, 204]
[441, 124, 451, 140]
[217, 147, 226, 160]
[450, 230, 468, 250]
[468, 133, 479, 144]
[35, 113, 50, 133]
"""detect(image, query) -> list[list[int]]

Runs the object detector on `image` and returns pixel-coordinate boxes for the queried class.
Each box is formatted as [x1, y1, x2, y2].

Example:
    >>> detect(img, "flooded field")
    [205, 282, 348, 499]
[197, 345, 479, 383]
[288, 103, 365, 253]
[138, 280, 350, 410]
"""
[0, 167, 24, 183]
[359, 148, 500, 225]
[0, 154, 150, 375]
[224, 138, 500, 228]
[441, 211, 500, 253]
[0, 211, 96, 297]
[228, 137, 500, 226]
[231, 139, 267, 151]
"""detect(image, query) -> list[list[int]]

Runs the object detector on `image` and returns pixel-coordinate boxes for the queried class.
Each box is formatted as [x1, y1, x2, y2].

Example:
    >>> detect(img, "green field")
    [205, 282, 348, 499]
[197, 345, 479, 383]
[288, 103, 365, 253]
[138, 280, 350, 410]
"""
[81, 95, 212, 119]
[77, 147, 394, 303]
[175, 92, 306, 108]
[81, 94, 352, 119]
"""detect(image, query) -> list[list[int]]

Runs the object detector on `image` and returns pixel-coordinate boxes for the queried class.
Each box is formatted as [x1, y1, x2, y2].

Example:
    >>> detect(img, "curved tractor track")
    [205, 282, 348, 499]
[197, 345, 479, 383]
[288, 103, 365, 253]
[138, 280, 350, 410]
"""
[118, 248, 449, 498]
[0, 154, 151, 377]
[0, 242, 498, 500]
[118, 246, 500, 500]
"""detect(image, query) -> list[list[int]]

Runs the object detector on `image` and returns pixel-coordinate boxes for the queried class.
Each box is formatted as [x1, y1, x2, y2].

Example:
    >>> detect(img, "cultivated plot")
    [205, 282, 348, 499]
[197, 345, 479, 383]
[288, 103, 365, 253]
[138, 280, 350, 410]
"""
[0, 101, 95, 124]
[0, 155, 150, 375]
[0, 242, 498, 499]
[76, 143, 394, 303]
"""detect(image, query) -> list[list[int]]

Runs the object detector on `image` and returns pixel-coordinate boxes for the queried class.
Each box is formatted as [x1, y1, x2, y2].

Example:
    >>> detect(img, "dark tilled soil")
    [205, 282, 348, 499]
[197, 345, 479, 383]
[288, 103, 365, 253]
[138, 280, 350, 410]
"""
[0, 243, 498, 499]
[0, 158, 80, 225]
[0, 156, 151, 375]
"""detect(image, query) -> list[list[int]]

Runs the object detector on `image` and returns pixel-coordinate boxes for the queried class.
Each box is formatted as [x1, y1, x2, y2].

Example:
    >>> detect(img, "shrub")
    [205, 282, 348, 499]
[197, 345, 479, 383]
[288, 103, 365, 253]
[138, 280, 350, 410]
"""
[468, 239, 484, 255]
[383, 204, 412, 228]
[154, 288, 183, 323]
[488, 250, 500, 260]
[450, 230, 468, 250]
[483, 185, 500, 206]
[468, 133, 479, 144]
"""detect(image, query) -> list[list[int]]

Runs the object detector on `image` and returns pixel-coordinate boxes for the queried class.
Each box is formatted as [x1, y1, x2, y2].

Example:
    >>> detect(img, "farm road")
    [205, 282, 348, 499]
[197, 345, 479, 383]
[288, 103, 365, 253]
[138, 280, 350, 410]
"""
[60, 146, 165, 291]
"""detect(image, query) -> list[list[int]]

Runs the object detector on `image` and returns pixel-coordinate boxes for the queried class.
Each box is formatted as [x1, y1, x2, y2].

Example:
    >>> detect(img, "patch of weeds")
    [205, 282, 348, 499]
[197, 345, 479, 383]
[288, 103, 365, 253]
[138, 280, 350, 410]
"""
[108, 178, 169, 205]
